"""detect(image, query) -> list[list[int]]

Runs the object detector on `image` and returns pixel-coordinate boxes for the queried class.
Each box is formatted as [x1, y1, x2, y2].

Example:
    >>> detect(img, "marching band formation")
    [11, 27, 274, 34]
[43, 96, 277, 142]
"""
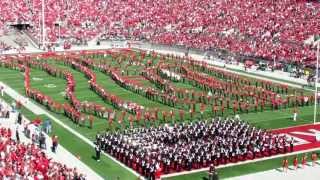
[96, 117, 293, 179]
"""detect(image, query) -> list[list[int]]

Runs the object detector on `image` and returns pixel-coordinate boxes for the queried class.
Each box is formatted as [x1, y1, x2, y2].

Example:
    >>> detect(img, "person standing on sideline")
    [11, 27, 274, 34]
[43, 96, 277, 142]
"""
[44, 119, 52, 134]
[293, 156, 298, 170]
[95, 144, 101, 162]
[17, 112, 22, 125]
[311, 152, 318, 166]
[290, 137, 294, 152]
[39, 133, 46, 149]
[11, 100, 16, 112]
[282, 157, 288, 173]
[208, 164, 218, 180]
[15, 127, 20, 143]
[51, 135, 58, 153]
[301, 153, 307, 168]
[293, 107, 298, 121]
[47, 120, 52, 134]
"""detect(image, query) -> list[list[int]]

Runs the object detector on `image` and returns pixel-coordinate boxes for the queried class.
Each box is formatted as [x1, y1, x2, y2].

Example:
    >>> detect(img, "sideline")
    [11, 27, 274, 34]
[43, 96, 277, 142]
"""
[0, 98, 104, 180]
[230, 160, 320, 180]
[0, 81, 143, 179]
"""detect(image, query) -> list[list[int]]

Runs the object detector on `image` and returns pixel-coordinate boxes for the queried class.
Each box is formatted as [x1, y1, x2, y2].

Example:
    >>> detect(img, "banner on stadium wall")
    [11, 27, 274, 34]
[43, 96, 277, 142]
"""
[127, 41, 142, 48]
[111, 41, 128, 48]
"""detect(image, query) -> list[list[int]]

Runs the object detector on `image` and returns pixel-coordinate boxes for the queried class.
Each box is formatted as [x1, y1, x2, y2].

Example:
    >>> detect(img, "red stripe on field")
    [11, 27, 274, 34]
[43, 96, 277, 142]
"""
[272, 124, 320, 151]
[272, 124, 320, 134]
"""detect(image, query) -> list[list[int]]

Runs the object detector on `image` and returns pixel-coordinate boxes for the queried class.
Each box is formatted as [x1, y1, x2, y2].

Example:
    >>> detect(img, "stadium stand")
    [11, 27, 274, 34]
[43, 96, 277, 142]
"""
[0, 0, 319, 62]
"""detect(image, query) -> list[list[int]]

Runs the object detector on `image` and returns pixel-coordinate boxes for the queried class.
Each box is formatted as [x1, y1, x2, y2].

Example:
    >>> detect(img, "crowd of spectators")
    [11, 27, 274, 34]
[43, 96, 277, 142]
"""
[0, 0, 319, 63]
[95, 117, 293, 179]
[0, 126, 86, 179]
[0, 100, 86, 179]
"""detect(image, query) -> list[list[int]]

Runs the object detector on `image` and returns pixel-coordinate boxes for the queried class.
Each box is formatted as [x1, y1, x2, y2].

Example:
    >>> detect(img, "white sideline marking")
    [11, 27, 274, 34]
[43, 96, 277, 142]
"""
[1, 83, 42, 115]
[0, 81, 143, 179]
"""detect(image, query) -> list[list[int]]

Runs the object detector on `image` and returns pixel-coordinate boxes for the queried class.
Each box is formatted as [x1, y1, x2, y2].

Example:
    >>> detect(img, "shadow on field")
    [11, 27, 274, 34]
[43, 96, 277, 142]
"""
[92, 155, 98, 161]
[275, 168, 283, 172]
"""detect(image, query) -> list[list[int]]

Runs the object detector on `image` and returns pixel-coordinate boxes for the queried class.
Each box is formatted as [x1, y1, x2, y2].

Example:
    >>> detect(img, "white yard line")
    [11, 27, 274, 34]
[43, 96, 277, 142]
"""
[0, 81, 143, 179]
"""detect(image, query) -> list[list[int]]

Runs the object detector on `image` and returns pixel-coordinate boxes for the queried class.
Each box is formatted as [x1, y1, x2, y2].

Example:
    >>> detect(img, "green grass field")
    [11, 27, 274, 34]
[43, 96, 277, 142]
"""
[0, 52, 319, 180]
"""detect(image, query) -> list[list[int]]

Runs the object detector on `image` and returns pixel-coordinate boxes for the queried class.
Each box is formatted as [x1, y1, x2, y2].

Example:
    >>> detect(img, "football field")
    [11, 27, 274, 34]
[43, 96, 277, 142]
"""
[0, 50, 319, 179]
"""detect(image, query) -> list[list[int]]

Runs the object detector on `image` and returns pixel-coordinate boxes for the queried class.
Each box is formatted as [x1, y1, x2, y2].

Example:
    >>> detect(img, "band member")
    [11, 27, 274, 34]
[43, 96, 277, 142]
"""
[95, 144, 101, 162]
[200, 103, 206, 118]
[290, 137, 294, 152]
[312, 152, 318, 166]
[233, 101, 238, 115]
[220, 103, 225, 116]
[190, 107, 195, 119]
[162, 111, 167, 122]
[169, 110, 174, 122]
[208, 164, 218, 180]
[129, 114, 134, 129]
[179, 110, 184, 121]
[301, 153, 307, 168]
[293, 156, 298, 170]
[293, 107, 298, 121]
[213, 104, 218, 117]
[282, 157, 288, 173]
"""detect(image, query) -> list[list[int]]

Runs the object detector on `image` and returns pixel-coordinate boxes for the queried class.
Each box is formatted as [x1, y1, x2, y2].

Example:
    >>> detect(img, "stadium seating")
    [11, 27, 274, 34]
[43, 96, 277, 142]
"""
[0, 0, 319, 62]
